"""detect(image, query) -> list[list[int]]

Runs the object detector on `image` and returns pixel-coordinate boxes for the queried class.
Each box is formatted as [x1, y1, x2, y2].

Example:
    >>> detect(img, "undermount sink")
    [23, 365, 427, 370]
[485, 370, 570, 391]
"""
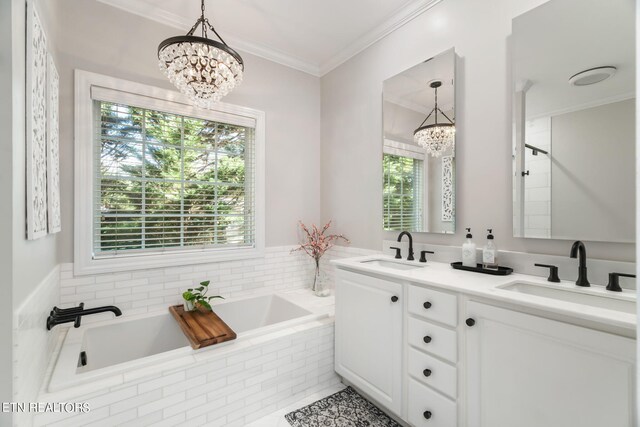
[360, 259, 424, 271]
[498, 282, 636, 314]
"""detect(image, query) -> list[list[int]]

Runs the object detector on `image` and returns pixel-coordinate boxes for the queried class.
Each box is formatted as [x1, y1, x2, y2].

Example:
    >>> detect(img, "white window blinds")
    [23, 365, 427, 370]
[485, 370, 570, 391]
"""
[94, 100, 255, 257]
[383, 153, 424, 231]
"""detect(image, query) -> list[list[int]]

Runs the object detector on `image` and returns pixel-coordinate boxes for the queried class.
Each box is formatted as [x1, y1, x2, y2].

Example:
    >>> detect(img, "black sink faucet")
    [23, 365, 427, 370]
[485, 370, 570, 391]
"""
[46, 304, 122, 330]
[397, 231, 414, 261]
[569, 241, 590, 287]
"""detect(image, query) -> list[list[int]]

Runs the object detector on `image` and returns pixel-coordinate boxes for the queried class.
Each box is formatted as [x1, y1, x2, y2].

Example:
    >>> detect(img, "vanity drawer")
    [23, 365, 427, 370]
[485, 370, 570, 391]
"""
[407, 378, 457, 427]
[408, 317, 457, 362]
[408, 347, 457, 399]
[408, 285, 457, 327]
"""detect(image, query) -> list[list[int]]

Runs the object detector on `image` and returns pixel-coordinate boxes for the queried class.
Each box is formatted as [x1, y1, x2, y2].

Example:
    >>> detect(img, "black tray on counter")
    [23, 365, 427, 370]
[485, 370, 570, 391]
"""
[450, 262, 513, 276]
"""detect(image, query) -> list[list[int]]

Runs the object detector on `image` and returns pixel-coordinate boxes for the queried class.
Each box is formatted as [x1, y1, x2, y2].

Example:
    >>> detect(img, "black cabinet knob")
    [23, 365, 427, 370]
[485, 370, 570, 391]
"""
[423, 410, 432, 419]
[423, 335, 432, 344]
[466, 318, 475, 327]
[423, 369, 432, 377]
[391, 296, 399, 303]
[423, 301, 432, 309]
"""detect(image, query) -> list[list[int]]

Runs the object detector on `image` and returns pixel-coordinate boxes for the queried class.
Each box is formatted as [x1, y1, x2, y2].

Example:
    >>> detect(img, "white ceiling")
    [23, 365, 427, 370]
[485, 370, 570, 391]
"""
[513, 0, 635, 119]
[383, 49, 455, 114]
[383, 50, 455, 144]
[98, 0, 442, 76]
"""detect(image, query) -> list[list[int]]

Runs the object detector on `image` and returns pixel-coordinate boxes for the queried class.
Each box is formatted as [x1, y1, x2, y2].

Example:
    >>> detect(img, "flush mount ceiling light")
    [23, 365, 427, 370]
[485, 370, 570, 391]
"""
[568, 66, 617, 86]
[413, 81, 455, 157]
[158, 0, 244, 108]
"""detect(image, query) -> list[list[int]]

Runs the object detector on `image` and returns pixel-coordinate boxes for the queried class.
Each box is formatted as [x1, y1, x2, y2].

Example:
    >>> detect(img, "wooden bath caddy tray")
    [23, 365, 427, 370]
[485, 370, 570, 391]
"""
[169, 305, 237, 350]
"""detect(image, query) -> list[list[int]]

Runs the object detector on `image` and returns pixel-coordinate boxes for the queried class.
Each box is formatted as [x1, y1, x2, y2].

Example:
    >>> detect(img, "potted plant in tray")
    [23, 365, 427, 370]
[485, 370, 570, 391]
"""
[182, 281, 224, 312]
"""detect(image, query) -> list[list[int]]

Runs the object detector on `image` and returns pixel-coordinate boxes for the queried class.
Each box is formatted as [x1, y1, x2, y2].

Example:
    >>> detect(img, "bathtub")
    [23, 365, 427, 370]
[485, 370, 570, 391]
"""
[48, 293, 323, 392]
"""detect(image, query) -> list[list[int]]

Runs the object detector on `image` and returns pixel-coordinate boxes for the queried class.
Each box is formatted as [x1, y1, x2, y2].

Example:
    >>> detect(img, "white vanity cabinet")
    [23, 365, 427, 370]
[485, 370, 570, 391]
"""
[334, 269, 403, 415]
[465, 301, 636, 427]
[334, 265, 636, 427]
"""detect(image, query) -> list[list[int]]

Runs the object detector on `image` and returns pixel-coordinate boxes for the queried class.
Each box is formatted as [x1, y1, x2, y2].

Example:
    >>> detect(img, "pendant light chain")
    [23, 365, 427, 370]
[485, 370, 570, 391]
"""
[201, 0, 207, 39]
[434, 85, 438, 124]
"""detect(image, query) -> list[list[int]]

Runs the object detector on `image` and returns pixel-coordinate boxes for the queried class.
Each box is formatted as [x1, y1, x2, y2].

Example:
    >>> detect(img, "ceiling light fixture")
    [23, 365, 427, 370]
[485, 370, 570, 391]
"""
[158, 0, 244, 108]
[568, 66, 616, 86]
[413, 81, 455, 157]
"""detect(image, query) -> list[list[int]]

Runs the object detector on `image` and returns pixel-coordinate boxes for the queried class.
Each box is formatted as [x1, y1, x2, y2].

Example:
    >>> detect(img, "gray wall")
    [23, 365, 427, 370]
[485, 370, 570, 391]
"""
[551, 99, 635, 242]
[320, 0, 635, 262]
[42, 0, 322, 264]
[11, 0, 60, 309]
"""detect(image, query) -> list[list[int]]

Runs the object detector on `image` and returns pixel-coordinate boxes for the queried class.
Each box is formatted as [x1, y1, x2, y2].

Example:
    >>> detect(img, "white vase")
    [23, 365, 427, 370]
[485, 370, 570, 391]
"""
[183, 300, 195, 311]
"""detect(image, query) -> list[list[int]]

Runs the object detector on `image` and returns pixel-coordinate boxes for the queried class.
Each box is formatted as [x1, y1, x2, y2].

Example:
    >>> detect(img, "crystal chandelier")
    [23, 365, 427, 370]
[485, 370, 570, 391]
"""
[413, 81, 455, 157]
[158, 0, 244, 108]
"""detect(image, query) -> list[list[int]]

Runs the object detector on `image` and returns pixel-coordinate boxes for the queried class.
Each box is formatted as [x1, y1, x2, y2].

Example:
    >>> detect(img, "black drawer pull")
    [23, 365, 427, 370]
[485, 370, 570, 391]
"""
[391, 296, 399, 303]
[423, 335, 432, 344]
[423, 301, 432, 309]
[423, 368, 432, 377]
[466, 318, 476, 327]
[423, 410, 432, 419]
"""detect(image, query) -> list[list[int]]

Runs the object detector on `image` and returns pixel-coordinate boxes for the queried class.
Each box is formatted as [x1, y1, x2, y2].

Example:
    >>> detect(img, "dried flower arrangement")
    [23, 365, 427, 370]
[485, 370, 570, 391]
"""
[291, 221, 350, 293]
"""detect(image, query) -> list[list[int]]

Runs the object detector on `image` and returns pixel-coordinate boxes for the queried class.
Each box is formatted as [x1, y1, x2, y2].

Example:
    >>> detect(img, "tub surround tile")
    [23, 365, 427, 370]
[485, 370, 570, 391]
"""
[26, 247, 370, 426]
[57, 245, 372, 317]
[34, 289, 340, 426]
[13, 266, 60, 427]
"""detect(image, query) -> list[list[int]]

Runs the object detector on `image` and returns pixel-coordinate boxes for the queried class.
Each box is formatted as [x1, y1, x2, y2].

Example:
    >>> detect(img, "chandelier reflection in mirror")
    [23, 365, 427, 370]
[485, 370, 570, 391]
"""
[413, 81, 455, 157]
[158, 0, 244, 108]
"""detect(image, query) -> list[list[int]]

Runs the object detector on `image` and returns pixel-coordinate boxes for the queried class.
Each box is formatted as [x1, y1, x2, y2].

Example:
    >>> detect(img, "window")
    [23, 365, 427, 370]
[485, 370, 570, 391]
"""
[383, 154, 424, 230]
[75, 71, 265, 274]
[383, 146, 424, 231]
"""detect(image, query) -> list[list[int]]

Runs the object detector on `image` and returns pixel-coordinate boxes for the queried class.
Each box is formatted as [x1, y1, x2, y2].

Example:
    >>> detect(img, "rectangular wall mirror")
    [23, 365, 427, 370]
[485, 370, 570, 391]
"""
[382, 48, 456, 234]
[512, 0, 635, 243]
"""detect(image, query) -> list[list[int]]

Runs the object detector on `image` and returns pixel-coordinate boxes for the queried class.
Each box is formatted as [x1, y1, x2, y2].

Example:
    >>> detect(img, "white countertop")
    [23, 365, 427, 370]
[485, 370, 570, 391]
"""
[332, 255, 637, 333]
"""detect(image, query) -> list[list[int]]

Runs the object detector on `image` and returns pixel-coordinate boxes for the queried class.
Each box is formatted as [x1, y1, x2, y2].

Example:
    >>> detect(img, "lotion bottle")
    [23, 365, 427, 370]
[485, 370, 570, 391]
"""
[462, 228, 477, 267]
[482, 229, 498, 270]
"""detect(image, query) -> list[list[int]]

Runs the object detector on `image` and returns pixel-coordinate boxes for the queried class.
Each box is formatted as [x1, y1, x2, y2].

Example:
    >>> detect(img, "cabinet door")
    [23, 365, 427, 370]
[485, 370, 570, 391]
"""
[465, 301, 636, 427]
[335, 269, 403, 415]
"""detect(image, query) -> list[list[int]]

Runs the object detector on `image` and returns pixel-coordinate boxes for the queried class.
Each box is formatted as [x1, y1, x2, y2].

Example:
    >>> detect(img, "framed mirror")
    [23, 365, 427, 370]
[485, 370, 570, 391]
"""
[512, 0, 635, 243]
[382, 48, 456, 234]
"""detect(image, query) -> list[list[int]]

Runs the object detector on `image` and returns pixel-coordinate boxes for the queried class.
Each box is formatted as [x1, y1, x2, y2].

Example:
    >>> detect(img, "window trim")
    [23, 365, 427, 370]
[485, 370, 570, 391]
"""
[74, 70, 265, 275]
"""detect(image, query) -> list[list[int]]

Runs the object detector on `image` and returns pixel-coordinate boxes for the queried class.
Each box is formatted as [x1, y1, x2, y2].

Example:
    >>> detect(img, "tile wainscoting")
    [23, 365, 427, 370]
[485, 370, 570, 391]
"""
[57, 245, 377, 319]
[34, 319, 339, 427]
[13, 266, 61, 427]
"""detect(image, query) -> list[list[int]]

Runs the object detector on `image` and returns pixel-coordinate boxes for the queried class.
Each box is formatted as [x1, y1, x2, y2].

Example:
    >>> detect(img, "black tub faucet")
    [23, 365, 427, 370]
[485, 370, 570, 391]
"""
[569, 241, 590, 287]
[397, 231, 414, 261]
[47, 304, 122, 330]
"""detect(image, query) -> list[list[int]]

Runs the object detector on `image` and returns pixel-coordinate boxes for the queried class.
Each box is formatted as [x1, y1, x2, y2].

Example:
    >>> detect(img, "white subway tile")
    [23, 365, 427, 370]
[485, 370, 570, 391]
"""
[138, 371, 186, 394]
[138, 391, 186, 417]
[109, 389, 163, 415]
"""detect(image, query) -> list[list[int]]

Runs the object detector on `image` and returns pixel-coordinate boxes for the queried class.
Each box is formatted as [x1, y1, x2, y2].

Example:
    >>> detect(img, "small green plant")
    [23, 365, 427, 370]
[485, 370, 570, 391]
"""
[182, 281, 224, 311]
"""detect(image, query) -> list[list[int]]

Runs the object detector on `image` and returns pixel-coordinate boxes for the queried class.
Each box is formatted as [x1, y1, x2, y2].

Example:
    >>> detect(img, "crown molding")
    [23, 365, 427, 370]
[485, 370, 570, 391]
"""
[97, 0, 442, 77]
[526, 91, 635, 121]
[318, 0, 443, 75]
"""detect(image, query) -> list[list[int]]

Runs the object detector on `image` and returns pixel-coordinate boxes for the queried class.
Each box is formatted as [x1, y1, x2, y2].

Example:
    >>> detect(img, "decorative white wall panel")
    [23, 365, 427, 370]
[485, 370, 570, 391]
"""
[441, 155, 454, 222]
[47, 53, 61, 234]
[26, 5, 49, 240]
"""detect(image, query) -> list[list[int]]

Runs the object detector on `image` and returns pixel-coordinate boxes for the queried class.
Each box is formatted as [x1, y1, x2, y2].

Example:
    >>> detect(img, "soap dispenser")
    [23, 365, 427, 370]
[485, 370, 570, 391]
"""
[462, 228, 477, 267]
[482, 229, 498, 270]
